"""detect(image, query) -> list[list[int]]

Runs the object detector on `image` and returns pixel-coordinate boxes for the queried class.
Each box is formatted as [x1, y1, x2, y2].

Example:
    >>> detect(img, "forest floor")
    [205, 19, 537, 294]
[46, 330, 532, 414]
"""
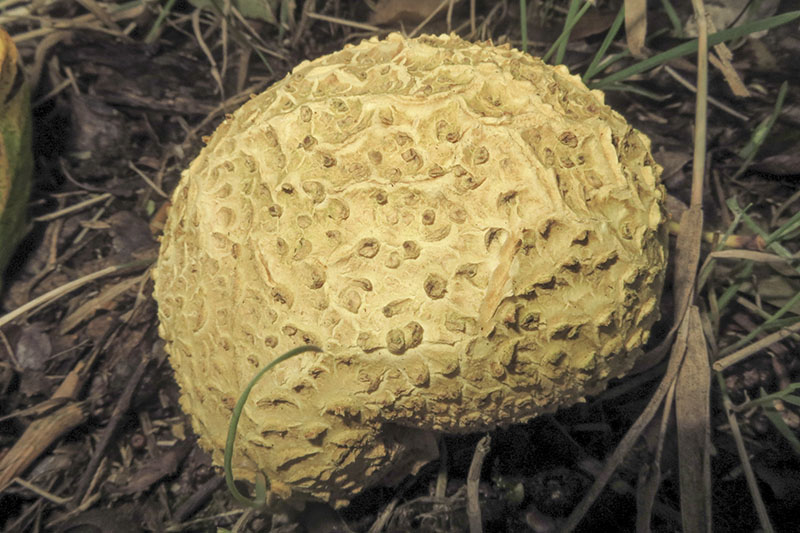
[1, 1, 800, 532]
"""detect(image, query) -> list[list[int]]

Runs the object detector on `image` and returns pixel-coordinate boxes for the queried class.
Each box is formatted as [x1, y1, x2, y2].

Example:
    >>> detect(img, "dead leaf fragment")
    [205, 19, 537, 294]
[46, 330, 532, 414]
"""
[624, 0, 647, 58]
[15, 323, 53, 370]
[676, 306, 712, 533]
[709, 47, 750, 97]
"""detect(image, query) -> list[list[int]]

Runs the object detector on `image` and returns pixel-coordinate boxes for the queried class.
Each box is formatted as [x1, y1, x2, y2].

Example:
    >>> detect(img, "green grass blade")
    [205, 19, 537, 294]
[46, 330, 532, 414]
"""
[520, 0, 528, 53]
[224, 345, 323, 508]
[279, 0, 290, 40]
[766, 204, 800, 244]
[762, 395, 800, 456]
[713, 197, 800, 356]
[697, 207, 749, 295]
[719, 292, 800, 357]
[543, 0, 592, 65]
[599, 81, 672, 100]
[583, 5, 624, 83]
[715, 265, 753, 312]
[728, 197, 797, 261]
[593, 10, 800, 88]
[738, 81, 788, 161]
[733, 81, 788, 180]
[716, 373, 775, 532]
[780, 395, 800, 408]
[145, 0, 178, 44]
[734, 383, 800, 411]
[659, 0, 684, 37]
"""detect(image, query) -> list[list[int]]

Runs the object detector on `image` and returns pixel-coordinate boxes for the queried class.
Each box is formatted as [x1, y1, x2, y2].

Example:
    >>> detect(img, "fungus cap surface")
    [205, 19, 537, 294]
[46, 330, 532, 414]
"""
[153, 32, 667, 507]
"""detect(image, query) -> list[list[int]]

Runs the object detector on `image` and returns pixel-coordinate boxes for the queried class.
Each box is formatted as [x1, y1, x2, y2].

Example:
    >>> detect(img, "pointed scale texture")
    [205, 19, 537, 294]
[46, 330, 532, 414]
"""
[153, 33, 668, 508]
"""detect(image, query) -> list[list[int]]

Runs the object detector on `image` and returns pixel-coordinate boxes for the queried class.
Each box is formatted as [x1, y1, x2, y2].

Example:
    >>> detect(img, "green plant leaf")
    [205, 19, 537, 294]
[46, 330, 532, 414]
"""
[0, 29, 33, 291]
[780, 395, 800, 408]
[542, 0, 592, 65]
[761, 390, 800, 456]
[734, 81, 788, 179]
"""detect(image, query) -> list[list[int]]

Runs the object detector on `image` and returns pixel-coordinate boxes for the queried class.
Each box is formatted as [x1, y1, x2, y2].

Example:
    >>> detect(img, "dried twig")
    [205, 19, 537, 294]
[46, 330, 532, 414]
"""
[171, 475, 225, 524]
[435, 437, 448, 499]
[408, 0, 454, 38]
[0, 402, 90, 491]
[713, 321, 800, 371]
[32, 193, 112, 222]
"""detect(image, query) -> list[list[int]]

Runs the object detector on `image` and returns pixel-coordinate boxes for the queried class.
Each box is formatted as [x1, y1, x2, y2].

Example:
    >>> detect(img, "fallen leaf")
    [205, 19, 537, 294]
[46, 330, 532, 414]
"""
[108, 210, 157, 260]
[709, 47, 750, 97]
[624, 0, 647, 58]
[14, 322, 53, 370]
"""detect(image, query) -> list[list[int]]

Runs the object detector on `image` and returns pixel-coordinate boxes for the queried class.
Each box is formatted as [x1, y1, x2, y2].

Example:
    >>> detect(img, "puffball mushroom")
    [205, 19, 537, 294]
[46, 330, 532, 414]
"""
[153, 33, 667, 508]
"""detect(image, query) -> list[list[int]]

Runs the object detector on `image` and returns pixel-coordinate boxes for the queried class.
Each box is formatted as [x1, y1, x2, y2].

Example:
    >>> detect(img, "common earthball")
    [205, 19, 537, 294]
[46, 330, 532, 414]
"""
[152, 32, 668, 508]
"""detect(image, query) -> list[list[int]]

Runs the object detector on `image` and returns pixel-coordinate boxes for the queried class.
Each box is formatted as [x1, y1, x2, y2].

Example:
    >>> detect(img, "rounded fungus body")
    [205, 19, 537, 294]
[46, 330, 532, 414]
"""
[153, 33, 667, 508]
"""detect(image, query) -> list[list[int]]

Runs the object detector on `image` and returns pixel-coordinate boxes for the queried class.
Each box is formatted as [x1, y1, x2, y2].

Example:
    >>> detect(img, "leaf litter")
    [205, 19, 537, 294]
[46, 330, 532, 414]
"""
[1, 1, 800, 532]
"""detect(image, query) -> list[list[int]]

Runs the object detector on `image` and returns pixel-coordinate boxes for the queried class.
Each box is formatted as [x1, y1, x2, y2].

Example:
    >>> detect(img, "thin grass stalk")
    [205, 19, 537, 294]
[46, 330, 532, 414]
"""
[542, 0, 591, 64]
[583, 5, 624, 82]
[145, 0, 177, 44]
[689, 0, 707, 210]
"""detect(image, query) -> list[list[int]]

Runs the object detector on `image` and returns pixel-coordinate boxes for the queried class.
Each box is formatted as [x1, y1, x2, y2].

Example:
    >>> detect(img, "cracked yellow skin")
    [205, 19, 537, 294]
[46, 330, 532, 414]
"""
[153, 33, 667, 508]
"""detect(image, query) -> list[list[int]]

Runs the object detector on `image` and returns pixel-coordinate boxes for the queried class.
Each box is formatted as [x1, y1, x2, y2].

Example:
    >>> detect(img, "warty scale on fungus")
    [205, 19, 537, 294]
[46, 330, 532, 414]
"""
[152, 32, 668, 508]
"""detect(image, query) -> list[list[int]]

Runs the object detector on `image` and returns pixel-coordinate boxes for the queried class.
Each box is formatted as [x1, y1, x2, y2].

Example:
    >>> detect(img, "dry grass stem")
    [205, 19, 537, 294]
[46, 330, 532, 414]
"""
[676, 306, 712, 532]
[11, 477, 72, 505]
[32, 193, 112, 222]
[663, 65, 748, 121]
[713, 321, 800, 372]
[408, 0, 455, 38]
[306, 12, 382, 33]
[128, 162, 169, 198]
[467, 435, 490, 533]
[0, 259, 153, 329]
